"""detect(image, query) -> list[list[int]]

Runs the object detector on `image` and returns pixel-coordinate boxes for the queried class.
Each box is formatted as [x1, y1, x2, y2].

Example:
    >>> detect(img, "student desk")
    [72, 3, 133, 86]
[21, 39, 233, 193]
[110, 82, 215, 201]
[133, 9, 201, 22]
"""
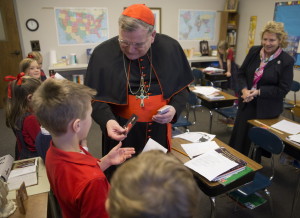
[193, 90, 237, 133]
[204, 72, 228, 88]
[171, 138, 262, 218]
[248, 116, 300, 159]
[7, 157, 50, 218]
[248, 116, 300, 218]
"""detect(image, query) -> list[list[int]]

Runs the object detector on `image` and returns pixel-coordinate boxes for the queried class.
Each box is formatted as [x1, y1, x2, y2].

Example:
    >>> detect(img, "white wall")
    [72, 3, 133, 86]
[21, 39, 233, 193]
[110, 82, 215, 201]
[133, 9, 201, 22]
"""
[14, 0, 299, 100]
[14, 0, 225, 75]
[237, 0, 300, 100]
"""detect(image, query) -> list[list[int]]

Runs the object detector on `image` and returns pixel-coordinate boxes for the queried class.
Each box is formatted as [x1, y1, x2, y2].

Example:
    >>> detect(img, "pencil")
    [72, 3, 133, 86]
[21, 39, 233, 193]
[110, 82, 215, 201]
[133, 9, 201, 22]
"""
[254, 120, 284, 134]
[172, 147, 189, 158]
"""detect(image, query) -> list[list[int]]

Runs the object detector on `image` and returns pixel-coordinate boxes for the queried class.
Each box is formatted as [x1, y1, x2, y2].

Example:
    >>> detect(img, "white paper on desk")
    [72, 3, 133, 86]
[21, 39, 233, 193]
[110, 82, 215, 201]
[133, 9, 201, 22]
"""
[142, 138, 168, 153]
[287, 134, 300, 145]
[181, 141, 220, 159]
[173, 132, 216, 143]
[192, 86, 220, 96]
[271, 120, 300, 135]
[184, 149, 238, 181]
[203, 67, 225, 72]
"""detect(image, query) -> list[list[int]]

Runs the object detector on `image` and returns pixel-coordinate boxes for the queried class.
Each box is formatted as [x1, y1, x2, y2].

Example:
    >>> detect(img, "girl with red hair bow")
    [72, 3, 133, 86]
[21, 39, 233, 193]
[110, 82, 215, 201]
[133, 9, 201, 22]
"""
[4, 74, 42, 159]
[19, 57, 41, 80]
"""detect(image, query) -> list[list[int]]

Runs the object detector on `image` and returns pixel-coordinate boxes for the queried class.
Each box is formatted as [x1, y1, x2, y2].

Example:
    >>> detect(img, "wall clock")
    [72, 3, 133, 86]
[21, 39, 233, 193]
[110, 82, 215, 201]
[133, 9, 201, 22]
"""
[26, 18, 39, 31]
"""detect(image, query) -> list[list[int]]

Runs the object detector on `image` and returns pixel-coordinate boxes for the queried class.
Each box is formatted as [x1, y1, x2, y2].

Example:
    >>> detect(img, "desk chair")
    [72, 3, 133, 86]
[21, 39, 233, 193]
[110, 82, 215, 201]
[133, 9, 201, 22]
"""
[284, 80, 300, 114]
[231, 127, 284, 216]
[291, 105, 300, 121]
[214, 105, 238, 128]
[172, 114, 193, 133]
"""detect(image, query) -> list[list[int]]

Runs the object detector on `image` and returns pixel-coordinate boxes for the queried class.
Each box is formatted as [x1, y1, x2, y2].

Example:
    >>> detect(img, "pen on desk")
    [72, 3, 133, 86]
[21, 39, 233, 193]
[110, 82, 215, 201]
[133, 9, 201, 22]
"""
[172, 147, 189, 158]
[254, 120, 284, 134]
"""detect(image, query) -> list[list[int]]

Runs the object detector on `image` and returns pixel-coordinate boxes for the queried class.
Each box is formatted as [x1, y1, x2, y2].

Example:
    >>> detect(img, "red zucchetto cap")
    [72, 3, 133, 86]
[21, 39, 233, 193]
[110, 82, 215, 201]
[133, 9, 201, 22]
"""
[122, 4, 155, 26]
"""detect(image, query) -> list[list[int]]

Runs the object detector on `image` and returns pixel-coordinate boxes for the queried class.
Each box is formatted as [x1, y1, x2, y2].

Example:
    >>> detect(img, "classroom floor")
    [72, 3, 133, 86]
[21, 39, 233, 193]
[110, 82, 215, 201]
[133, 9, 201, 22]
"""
[0, 105, 299, 218]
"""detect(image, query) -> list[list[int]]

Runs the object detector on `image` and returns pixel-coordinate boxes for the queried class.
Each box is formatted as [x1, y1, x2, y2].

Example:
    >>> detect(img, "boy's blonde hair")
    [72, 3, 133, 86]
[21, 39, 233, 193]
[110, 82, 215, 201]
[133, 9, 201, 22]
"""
[32, 79, 96, 136]
[108, 150, 201, 218]
[261, 21, 288, 48]
[19, 58, 38, 73]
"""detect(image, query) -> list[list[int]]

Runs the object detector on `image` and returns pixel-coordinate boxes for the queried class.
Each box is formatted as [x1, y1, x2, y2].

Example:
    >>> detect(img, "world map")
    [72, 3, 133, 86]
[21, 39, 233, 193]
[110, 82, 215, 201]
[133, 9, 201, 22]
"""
[55, 8, 109, 45]
[179, 10, 216, 41]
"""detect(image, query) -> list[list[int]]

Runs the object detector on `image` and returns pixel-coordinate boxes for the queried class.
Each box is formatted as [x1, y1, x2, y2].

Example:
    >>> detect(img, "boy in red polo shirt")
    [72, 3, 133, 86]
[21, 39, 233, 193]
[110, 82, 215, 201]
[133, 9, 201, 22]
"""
[32, 79, 135, 218]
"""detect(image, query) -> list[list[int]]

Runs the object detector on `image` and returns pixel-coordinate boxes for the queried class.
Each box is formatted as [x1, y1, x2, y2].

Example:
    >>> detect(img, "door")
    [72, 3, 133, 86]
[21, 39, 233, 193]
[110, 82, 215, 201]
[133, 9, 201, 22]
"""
[0, 0, 22, 108]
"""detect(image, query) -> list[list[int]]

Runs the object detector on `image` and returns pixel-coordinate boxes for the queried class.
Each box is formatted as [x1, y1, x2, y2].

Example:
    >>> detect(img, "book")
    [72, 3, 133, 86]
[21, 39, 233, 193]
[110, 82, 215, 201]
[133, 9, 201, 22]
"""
[7, 157, 38, 191]
[219, 166, 253, 186]
[0, 154, 14, 182]
[212, 147, 247, 181]
[228, 190, 267, 209]
[184, 147, 247, 182]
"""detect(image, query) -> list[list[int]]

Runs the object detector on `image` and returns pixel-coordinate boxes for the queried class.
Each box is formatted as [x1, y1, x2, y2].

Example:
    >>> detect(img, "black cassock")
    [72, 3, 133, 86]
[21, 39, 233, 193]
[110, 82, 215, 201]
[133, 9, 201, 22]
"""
[85, 33, 193, 157]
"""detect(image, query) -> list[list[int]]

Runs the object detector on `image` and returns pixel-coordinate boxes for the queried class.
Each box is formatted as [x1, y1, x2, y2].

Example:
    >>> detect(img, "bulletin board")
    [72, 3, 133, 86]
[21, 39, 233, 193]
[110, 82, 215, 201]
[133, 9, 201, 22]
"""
[274, 1, 300, 68]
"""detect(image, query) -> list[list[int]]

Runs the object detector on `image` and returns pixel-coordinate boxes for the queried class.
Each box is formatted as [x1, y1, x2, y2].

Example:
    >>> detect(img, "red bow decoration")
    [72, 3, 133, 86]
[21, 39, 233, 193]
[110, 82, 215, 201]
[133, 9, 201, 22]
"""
[3, 72, 25, 98]
[27, 54, 34, 59]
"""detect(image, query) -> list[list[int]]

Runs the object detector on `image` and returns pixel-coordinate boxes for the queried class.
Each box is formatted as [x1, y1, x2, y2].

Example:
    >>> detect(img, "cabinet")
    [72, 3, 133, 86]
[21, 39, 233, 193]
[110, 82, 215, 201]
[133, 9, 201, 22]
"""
[48, 64, 87, 83]
[219, 11, 239, 51]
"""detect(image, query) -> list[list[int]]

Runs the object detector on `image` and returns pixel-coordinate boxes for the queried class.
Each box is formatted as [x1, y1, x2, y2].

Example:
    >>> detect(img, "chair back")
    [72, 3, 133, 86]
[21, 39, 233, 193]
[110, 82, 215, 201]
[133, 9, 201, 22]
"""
[191, 69, 203, 86]
[188, 91, 199, 106]
[290, 80, 300, 92]
[248, 127, 284, 155]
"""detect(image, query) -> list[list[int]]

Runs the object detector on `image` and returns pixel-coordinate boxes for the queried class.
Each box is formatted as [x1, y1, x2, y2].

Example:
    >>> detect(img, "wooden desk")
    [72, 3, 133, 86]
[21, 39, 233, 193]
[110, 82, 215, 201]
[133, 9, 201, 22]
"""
[204, 73, 228, 89]
[248, 117, 300, 218]
[171, 138, 262, 197]
[9, 193, 48, 218]
[248, 116, 300, 159]
[187, 56, 218, 67]
[8, 157, 50, 218]
[194, 90, 237, 133]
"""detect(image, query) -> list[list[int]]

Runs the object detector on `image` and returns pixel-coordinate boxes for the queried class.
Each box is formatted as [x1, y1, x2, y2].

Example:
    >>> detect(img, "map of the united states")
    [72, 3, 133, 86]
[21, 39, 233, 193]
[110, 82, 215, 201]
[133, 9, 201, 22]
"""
[55, 8, 108, 45]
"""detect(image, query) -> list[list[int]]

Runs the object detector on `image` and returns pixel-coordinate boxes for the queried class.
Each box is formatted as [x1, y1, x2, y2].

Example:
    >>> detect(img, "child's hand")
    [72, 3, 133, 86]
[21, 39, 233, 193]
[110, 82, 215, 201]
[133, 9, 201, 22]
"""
[108, 142, 135, 165]
[99, 142, 135, 171]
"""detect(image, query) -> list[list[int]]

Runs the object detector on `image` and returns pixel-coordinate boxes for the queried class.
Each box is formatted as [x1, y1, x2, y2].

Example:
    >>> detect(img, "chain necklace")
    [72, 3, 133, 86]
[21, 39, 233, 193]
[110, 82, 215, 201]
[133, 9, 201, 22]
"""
[122, 49, 153, 107]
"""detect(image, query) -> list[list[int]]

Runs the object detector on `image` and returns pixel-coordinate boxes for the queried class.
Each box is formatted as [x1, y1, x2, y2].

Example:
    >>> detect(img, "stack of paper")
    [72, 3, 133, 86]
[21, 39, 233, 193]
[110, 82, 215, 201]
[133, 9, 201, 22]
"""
[271, 120, 300, 135]
[173, 132, 216, 143]
[287, 134, 300, 145]
[184, 147, 247, 182]
[192, 86, 224, 99]
[184, 148, 238, 181]
[203, 67, 225, 73]
[7, 158, 38, 191]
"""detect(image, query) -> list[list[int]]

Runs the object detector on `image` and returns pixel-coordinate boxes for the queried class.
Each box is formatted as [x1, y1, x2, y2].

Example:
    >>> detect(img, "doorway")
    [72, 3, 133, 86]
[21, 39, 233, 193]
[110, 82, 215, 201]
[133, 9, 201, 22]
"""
[0, 0, 23, 108]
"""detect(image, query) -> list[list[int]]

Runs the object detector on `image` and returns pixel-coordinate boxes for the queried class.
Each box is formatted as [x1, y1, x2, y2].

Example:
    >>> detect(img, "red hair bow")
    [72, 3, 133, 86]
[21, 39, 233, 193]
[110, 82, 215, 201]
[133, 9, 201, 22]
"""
[3, 72, 25, 98]
[27, 54, 34, 59]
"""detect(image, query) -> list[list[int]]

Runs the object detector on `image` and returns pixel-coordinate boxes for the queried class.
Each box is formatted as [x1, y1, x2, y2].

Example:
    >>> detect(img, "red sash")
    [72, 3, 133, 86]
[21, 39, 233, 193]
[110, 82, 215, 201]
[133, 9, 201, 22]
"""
[112, 94, 172, 151]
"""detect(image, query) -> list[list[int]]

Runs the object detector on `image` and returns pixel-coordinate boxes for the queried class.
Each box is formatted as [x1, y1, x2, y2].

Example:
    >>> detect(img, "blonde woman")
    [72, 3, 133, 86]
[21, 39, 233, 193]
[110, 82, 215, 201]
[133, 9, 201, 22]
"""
[229, 21, 294, 161]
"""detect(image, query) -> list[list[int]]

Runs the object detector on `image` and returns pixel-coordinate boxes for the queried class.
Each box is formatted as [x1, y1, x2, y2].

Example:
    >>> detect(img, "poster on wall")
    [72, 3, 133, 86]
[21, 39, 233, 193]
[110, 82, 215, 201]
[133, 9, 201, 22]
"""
[274, 1, 300, 68]
[54, 7, 109, 45]
[246, 16, 257, 54]
[178, 10, 216, 41]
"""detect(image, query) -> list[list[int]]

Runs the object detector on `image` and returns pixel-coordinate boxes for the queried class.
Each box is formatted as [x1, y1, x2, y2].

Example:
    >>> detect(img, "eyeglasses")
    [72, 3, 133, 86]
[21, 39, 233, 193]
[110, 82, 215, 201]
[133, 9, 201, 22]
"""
[118, 39, 147, 48]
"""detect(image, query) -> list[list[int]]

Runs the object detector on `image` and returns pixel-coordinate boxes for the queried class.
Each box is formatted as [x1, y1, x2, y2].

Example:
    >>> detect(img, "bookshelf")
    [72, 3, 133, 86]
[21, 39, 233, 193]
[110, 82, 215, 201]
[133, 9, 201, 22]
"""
[48, 64, 87, 84]
[219, 11, 239, 52]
